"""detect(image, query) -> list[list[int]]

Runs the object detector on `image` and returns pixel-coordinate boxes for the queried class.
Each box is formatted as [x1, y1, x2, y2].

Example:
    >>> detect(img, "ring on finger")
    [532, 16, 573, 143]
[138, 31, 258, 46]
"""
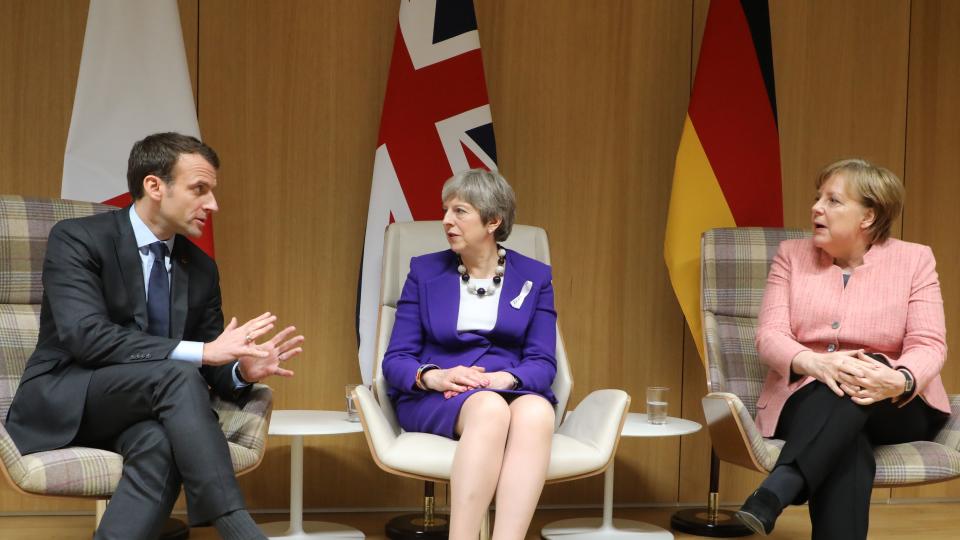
[245, 333, 253, 343]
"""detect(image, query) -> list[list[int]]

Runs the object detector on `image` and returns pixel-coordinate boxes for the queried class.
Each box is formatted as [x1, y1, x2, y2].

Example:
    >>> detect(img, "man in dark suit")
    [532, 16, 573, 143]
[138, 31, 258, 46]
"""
[5, 132, 303, 540]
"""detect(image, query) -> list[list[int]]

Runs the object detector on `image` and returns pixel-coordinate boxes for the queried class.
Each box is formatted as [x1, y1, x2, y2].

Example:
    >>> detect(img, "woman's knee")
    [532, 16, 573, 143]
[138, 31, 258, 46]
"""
[460, 391, 511, 429]
[509, 395, 555, 432]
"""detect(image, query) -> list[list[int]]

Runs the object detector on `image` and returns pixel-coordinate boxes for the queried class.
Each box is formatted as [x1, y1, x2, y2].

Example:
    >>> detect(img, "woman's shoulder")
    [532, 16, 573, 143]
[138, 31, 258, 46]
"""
[872, 238, 935, 262]
[776, 237, 818, 261]
[409, 250, 456, 275]
[505, 248, 552, 278]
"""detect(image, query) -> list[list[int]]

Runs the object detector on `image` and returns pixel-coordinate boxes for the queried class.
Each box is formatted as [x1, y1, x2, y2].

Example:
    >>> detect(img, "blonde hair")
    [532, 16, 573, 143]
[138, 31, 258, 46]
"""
[816, 158, 904, 243]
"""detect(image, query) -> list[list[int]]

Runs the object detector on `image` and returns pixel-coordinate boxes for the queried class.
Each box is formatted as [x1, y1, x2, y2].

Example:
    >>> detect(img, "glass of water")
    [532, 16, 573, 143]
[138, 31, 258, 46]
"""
[646, 386, 669, 425]
[345, 384, 361, 422]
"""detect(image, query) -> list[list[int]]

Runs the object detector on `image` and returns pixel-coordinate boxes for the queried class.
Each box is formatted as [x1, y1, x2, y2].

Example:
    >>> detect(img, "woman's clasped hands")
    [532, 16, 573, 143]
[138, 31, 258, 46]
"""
[420, 365, 517, 399]
[793, 349, 907, 405]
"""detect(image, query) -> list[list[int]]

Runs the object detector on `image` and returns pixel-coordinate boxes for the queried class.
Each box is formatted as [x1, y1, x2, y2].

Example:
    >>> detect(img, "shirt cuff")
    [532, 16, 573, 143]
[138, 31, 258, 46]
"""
[232, 362, 251, 389]
[169, 340, 203, 366]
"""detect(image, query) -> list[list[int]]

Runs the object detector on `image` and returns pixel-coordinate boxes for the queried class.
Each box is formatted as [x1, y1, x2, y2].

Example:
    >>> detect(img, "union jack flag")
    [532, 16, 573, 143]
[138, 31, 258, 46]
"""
[358, 0, 498, 383]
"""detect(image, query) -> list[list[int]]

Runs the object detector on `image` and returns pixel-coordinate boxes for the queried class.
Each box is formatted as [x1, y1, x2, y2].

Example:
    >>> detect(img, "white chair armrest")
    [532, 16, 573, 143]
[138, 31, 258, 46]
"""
[557, 389, 630, 454]
[355, 385, 400, 454]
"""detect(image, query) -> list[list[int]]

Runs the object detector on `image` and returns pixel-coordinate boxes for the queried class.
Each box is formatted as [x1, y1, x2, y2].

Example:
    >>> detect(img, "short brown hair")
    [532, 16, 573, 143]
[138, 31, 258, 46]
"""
[815, 158, 904, 243]
[127, 132, 220, 200]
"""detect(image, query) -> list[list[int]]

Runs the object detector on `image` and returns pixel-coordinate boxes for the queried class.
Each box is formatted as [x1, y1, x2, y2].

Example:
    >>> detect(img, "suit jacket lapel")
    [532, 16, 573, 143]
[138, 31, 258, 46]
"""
[425, 262, 461, 344]
[169, 237, 189, 340]
[114, 210, 149, 331]
[495, 251, 532, 334]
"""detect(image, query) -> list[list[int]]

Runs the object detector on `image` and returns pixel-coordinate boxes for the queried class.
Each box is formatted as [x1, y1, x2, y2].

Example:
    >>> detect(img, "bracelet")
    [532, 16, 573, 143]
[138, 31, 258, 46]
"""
[509, 372, 521, 390]
[415, 364, 440, 390]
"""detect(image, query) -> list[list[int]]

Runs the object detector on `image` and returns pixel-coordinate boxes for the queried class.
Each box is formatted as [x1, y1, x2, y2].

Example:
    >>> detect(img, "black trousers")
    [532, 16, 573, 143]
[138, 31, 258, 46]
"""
[774, 381, 947, 540]
[73, 361, 245, 540]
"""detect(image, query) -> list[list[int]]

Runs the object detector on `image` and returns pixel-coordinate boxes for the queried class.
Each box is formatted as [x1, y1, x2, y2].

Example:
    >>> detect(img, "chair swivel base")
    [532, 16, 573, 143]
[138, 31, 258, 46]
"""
[670, 508, 752, 538]
[385, 513, 450, 539]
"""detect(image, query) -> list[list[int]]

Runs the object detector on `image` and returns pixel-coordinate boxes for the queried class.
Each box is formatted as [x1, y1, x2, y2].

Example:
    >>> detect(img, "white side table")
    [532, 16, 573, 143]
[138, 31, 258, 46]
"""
[541, 413, 702, 539]
[260, 410, 365, 539]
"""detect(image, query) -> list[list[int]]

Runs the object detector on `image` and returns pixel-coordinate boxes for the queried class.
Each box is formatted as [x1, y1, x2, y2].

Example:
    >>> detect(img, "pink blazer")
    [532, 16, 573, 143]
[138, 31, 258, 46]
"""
[754, 237, 949, 437]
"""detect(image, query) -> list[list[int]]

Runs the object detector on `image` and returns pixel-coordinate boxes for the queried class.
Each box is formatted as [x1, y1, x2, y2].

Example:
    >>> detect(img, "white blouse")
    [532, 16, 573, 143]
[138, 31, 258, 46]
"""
[456, 276, 502, 332]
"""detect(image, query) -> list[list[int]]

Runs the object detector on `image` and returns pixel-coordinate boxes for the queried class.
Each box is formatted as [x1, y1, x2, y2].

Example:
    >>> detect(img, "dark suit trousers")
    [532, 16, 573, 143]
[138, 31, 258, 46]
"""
[73, 360, 245, 539]
[774, 381, 947, 540]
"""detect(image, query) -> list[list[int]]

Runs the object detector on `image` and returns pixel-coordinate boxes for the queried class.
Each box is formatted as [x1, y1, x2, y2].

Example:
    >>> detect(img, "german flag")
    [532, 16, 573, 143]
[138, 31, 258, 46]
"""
[664, 0, 783, 360]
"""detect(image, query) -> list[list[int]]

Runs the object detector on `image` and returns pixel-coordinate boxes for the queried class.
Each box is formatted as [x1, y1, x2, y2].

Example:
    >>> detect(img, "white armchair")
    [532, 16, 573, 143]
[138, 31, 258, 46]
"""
[354, 221, 630, 539]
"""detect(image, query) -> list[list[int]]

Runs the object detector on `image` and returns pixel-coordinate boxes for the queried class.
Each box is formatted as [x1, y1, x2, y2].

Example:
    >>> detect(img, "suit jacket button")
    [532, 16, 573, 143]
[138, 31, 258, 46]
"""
[827, 344, 837, 352]
[831, 321, 840, 329]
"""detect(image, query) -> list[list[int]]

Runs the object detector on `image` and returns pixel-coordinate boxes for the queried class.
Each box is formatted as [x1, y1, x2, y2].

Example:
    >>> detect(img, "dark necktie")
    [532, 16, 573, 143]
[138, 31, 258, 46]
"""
[146, 241, 170, 337]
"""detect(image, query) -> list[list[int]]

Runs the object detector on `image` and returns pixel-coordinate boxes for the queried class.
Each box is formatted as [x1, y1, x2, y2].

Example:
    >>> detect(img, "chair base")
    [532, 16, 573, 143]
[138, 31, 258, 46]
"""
[385, 513, 450, 539]
[670, 508, 752, 537]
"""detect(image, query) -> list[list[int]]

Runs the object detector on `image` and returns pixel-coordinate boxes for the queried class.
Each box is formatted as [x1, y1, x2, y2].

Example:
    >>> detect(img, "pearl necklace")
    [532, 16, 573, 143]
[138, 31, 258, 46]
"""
[458, 247, 506, 297]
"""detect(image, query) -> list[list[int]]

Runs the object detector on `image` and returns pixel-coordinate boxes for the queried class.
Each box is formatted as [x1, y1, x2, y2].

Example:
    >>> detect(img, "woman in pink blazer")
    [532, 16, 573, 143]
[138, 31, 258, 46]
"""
[735, 159, 950, 539]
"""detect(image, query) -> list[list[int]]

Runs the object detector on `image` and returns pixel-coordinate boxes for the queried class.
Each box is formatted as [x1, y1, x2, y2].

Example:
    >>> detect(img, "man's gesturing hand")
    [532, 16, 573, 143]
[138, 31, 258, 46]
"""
[203, 312, 276, 366]
[238, 325, 304, 382]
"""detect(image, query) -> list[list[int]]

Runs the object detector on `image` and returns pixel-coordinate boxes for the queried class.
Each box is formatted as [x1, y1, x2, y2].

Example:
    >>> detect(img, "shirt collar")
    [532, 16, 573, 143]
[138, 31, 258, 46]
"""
[129, 206, 175, 254]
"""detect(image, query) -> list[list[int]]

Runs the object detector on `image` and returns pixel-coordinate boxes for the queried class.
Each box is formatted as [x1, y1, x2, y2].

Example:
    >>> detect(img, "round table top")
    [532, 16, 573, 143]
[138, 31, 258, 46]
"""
[268, 410, 365, 437]
[621, 413, 701, 438]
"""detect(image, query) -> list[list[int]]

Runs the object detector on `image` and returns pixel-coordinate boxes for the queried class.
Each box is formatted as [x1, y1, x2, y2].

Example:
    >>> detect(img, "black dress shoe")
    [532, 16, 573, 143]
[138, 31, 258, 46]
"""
[734, 487, 782, 536]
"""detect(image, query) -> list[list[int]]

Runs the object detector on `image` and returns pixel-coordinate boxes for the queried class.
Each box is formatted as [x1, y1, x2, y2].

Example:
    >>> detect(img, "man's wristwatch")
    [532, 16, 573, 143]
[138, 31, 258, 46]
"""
[898, 368, 915, 397]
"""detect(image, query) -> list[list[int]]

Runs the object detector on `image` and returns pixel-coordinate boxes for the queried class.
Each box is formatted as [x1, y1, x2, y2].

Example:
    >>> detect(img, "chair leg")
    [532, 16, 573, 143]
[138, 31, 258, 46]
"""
[95, 499, 108, 529]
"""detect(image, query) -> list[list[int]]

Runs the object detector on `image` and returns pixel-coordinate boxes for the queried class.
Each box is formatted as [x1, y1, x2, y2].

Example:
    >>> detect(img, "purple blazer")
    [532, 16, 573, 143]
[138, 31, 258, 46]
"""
[382, 248, 558, 438]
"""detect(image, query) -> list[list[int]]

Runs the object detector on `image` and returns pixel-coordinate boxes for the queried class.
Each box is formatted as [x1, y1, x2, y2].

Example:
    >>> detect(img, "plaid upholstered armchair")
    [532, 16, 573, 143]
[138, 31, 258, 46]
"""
[700, 227, 960, 487]
[0, 196, 272, 529]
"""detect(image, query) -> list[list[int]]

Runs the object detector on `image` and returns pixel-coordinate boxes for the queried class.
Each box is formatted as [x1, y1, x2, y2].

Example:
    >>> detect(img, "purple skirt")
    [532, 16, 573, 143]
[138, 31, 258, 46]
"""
[394, 387, 546, 439]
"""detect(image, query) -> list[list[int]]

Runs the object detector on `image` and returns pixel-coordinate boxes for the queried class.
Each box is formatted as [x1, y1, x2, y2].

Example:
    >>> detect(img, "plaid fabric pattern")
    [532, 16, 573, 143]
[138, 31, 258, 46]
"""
[213, 384, 273, 473]
[701, 228, 807, 397]
[0, 196, 272, 496]
[0, 304, 40, 419]
[0, 196, 114, 305]
[14, 445, 123, 496]
[701, 227, 960, 486]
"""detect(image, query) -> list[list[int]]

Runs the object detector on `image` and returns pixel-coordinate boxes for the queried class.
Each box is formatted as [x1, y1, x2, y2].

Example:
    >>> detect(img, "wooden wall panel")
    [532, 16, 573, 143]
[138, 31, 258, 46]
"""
[475, 0, 692, 505]
[196, 0, 406, 509]
[894, 0, 960, 501]
[0, 0, 87, 199]
[773, 0, 911, 233]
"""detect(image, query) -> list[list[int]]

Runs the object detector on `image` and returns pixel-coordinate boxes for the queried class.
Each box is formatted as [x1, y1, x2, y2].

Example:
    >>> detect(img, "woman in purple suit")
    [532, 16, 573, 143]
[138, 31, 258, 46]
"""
[382, 169, 557, 540]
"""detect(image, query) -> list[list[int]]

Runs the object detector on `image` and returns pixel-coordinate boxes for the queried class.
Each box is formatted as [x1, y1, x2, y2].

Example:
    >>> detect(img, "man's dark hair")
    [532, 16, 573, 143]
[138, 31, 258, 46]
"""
[127, 132, 220, 200]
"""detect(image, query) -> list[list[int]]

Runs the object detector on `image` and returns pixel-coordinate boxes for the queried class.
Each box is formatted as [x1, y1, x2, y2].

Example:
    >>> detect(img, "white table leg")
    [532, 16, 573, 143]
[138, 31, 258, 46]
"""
[260, 435, 365, 539]
[541, 461, 674, 539]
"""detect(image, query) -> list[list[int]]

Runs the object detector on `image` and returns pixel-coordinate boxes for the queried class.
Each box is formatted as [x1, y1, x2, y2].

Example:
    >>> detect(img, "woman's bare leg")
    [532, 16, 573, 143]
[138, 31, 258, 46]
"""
[491, 395, 555, 540]
[450, 391, 511, 540]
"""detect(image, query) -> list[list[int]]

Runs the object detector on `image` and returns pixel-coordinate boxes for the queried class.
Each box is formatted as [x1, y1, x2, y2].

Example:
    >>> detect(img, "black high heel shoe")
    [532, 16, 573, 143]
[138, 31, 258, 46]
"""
[734, 487, 782, 536]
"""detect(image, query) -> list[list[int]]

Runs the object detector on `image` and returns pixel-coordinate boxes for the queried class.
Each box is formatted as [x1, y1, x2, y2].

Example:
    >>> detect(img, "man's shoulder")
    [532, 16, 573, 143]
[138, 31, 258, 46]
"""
[49, 207, 125, 243]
